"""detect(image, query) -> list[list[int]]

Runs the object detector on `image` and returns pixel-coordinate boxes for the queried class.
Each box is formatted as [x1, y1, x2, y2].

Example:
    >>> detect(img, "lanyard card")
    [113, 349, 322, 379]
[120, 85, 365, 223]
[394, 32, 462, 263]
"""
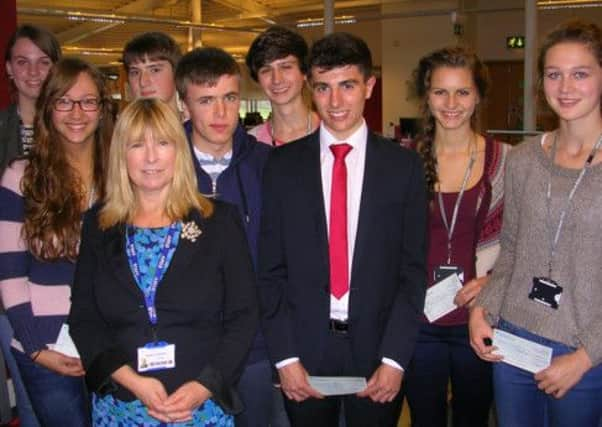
[529, 277, 563, 310]
[434, 265, 464, 283]
[137, 341, 175, 373]
[424, 273, 463, 323]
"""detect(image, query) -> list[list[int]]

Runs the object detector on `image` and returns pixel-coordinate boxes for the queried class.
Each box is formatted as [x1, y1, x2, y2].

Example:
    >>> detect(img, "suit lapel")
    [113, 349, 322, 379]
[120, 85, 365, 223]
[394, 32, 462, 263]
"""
[302, 133, 330, 283]
[103, 223, 140, 298]
[350, 132, 379, 290]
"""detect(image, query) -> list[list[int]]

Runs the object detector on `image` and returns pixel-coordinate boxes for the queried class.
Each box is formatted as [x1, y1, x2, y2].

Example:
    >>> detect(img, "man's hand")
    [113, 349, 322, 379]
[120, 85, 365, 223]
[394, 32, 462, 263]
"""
[468, 306, 503, 363]
[278, 361, 323, 402]
[357, 363, 402, 403]
[534, 348, 592, 399]
[454, 276, 488, 307]
[155, 381, 212, 423]
[33, 350, 85, 377]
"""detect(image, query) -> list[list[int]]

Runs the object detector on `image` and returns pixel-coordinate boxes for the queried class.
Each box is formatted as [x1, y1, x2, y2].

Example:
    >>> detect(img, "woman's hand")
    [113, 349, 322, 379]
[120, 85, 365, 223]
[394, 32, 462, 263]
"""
[534, 348, 592, 399]
[468, 306, 502, 362]
[131, 376, 171, 422]
[33, 350, 85, 376]
[454, 276, 488, 307]
[156, 381, 212, 423]
[111, 366, 170, 422]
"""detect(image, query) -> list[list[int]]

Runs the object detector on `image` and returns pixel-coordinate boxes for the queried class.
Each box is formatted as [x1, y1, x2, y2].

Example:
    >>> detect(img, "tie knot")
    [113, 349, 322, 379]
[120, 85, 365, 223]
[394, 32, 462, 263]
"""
[330, 143, 352, 160]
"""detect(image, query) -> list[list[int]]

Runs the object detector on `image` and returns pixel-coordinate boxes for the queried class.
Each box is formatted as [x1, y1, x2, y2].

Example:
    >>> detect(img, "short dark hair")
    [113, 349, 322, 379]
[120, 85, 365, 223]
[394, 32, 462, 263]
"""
[308, 32, 372, 79]
[122, 32, 182, 72]
[175, 47, 240, 99]
[245, 26, 308, 81]
[5, 24, 62, 63]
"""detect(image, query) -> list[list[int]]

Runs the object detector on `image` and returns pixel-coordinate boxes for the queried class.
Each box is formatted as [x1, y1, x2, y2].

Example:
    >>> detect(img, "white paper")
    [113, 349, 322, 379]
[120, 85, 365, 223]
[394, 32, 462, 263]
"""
[51, 324, 80, 358]
[492, 329, 553, 374]
[307, 376, 367, 396]
[423, 273, 463, 322]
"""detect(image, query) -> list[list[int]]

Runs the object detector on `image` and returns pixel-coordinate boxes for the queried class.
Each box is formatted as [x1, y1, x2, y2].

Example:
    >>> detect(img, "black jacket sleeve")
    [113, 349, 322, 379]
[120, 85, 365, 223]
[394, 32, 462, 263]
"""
[68, 209, 129, 393]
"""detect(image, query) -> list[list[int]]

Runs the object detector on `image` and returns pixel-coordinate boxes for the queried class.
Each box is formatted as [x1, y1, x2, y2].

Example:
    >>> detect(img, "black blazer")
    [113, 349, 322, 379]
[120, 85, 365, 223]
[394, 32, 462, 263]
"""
[257, 130, 427, 376]
[68, 202, 258, 413]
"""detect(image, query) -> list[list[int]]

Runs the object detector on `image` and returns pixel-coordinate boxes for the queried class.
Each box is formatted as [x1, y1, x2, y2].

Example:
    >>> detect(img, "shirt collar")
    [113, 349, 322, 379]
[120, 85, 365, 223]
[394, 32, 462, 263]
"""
[319, 120, 367, 157]
[193, 145, 232, 162]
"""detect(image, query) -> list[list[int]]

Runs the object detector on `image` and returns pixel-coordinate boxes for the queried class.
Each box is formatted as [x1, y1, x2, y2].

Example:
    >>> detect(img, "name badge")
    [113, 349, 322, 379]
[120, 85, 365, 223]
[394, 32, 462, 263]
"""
[529, 277, 563, 310]
[434, 265, 464, 284]
[137, 342, 175, 373]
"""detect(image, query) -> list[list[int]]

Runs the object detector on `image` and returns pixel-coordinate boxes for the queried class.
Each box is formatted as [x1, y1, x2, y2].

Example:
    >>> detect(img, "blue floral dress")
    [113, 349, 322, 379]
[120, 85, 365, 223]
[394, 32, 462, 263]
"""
[91, 224, 234, 427]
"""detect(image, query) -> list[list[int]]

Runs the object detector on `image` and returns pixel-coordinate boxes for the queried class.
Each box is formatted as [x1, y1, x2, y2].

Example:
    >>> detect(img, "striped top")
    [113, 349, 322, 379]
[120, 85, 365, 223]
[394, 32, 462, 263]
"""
[0, 160, 74, 355]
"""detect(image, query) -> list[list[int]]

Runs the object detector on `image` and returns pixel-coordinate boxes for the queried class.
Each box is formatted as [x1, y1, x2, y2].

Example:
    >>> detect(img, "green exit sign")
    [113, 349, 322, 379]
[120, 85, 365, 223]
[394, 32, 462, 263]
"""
[507, 36, 525, 49]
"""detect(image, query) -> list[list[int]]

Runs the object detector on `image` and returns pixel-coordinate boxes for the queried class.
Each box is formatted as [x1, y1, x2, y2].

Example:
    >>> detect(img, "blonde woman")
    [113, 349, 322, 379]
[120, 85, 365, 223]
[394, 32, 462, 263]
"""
[68, 98, 258, 426]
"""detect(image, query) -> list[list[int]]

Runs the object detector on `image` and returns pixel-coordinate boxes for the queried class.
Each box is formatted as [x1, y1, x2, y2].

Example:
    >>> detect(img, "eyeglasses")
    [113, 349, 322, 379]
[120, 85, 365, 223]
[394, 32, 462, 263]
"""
[53, 97, 102, 112]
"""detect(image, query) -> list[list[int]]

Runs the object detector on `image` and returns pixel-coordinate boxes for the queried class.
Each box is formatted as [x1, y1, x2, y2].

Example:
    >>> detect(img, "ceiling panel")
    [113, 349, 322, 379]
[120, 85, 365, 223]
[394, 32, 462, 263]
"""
[15, 0, 602, 67]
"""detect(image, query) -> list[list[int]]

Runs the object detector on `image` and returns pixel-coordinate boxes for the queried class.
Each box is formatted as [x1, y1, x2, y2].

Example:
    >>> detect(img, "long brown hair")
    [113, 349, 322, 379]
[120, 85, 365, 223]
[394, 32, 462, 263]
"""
[21, 58, 113, 261]
[412, 46, 489, 199]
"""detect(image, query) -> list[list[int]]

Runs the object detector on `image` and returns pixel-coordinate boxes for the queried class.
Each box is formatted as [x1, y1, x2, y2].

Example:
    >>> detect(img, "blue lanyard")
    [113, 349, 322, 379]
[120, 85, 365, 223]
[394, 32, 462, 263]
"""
[125, 222, 180, 327]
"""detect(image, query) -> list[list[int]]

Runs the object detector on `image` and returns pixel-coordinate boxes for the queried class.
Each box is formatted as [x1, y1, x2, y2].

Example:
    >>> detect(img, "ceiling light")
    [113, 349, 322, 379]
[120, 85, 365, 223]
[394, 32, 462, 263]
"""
[537, 0, 602, 9]
[296, 15, 356, 28]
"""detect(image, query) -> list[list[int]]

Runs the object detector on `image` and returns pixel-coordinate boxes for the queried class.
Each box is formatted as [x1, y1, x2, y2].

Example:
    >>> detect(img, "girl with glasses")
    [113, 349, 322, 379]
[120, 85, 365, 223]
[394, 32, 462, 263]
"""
[0, 57, 114, 426]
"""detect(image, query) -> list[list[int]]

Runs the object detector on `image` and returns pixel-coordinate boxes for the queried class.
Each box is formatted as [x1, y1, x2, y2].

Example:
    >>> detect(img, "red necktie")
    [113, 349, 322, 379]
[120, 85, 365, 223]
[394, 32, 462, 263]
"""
[329, 143, 353, 299]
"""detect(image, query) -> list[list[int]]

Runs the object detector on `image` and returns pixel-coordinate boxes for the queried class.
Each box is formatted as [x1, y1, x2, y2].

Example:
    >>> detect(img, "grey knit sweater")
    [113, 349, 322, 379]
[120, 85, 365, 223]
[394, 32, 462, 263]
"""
[476, 134, 602, 366]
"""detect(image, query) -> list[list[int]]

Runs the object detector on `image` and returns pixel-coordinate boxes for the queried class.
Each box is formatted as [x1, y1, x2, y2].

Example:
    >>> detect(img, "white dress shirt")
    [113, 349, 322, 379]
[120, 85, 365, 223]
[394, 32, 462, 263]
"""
[319, 121, 366, 321]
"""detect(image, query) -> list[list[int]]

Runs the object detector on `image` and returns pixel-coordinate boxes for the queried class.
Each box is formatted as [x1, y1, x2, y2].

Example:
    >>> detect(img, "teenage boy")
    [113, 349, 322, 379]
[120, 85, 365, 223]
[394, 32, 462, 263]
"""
[245, 26, 319, 146]
[123, 32, 181, 113]
[257, 32, 428, 426]
[175, 47, 272, 427]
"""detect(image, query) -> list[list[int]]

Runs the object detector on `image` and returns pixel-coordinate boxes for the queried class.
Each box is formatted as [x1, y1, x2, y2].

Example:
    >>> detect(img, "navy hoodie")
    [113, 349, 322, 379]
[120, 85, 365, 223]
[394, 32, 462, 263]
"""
[186, 122, 271, 364]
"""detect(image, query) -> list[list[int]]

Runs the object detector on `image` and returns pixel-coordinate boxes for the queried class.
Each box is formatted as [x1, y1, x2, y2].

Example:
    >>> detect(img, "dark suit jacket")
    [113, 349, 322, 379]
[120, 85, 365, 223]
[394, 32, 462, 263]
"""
[0, 105, 21, 177]
[258, 130, 427, 377]
[68, 202, 258, 413]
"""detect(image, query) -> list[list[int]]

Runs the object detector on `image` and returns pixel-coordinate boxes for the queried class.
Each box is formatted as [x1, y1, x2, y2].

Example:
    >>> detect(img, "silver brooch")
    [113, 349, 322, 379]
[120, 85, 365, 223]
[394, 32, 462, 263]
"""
[181, 221, 202, 242]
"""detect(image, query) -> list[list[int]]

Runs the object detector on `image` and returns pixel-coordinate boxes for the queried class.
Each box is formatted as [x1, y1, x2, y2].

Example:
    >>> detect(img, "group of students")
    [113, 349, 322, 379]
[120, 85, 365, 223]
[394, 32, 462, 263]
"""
[0, 16, 599, 427]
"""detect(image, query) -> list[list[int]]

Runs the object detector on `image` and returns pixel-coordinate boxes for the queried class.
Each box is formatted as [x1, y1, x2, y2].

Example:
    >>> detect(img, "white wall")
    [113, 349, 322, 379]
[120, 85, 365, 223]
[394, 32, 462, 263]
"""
[381, 14, 456, 128]
[298, 21, 383, 68]
[476, 6, 602, 62]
